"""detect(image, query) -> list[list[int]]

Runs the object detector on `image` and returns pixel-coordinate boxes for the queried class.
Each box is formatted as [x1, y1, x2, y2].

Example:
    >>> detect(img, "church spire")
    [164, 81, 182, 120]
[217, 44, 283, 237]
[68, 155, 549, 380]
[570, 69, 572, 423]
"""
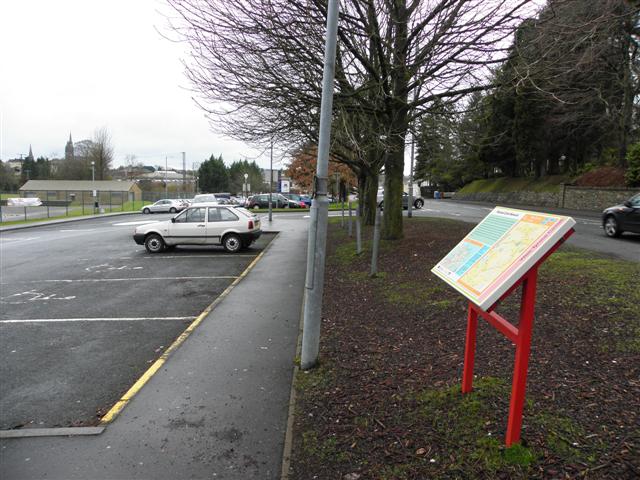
[65, 133, 75, 161]
[27, 145, 34, 161]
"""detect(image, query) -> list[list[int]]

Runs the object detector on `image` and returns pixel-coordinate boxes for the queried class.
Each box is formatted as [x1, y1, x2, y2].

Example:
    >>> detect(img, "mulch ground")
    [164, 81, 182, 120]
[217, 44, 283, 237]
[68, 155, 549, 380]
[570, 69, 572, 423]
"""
[289, 218, 639, 479]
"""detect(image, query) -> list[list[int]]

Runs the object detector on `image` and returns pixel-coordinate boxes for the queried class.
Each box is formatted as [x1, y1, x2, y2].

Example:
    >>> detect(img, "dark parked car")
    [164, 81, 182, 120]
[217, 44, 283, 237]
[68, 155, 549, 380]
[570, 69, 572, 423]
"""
[602, 193, 640, 237]
[247, 193, 292, 209]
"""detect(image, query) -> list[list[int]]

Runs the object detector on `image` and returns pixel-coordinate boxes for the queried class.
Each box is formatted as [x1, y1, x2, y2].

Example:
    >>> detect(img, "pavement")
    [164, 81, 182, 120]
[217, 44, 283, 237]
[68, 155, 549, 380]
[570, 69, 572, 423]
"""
[0, 215, 308, 480]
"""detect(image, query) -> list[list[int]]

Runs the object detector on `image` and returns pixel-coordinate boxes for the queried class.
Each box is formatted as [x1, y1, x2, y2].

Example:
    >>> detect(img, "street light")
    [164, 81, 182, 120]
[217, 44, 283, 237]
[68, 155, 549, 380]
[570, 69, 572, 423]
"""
[91, 161, 97, 214]
[243, 172, 249, 197]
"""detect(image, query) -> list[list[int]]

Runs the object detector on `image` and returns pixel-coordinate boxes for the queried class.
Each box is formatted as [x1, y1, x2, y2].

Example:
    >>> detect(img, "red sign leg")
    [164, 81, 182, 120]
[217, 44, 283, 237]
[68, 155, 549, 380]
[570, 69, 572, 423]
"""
[462, 302, 478, 394]
[505, 268, 538, 446]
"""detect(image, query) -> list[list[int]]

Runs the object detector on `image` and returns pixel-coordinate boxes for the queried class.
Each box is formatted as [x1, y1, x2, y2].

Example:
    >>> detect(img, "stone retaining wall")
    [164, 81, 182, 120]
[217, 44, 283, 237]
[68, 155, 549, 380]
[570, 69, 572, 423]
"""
[561, 185, 639, 211]
[452, 190, 560, 208]
[453, 185, 639, 211]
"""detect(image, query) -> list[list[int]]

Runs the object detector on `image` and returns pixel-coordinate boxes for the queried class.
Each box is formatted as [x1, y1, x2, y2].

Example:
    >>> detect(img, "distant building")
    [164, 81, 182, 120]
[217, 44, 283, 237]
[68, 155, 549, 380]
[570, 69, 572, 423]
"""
[262, 168, 281, 185]
[19, 179, 142, 203]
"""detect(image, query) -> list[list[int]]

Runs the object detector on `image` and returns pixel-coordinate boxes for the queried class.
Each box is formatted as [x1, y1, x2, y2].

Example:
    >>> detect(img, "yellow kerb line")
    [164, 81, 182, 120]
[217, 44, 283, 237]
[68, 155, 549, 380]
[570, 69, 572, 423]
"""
[99, 240, 275, 425]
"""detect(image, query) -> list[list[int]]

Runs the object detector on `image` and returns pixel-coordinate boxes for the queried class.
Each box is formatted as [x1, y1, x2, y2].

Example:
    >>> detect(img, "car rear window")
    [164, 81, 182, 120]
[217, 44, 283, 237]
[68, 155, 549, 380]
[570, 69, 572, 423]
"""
[233, 207, 254, 217]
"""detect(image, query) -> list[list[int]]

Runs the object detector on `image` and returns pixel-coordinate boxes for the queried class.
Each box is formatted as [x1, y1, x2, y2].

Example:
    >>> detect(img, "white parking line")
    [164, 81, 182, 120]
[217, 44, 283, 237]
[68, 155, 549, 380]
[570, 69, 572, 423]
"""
[3, 276, 239, 284]
[0, 316, 196, 324]
[112, 220, 160, 226]
[0, 237, 40, 243]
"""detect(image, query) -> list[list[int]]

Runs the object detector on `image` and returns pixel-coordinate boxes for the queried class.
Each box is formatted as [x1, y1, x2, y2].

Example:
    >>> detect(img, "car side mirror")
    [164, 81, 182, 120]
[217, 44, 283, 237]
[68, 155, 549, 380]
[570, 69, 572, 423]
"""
[171, 218, 175, 223]
[623, 200, 632, 208]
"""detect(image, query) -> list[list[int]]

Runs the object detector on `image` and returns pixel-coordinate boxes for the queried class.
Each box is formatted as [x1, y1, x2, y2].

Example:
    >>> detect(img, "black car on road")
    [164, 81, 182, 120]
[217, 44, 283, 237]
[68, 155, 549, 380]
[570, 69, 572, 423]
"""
[602, 193, 640, 237]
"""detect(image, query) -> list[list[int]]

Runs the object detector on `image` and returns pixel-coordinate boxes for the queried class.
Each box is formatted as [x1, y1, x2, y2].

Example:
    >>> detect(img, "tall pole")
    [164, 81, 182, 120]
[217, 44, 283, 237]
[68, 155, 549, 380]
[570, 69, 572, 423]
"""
[301, 0, 339, 370]
[165, 156, 168, 198]
[408, 134, 415, 218]
[91, 161, 96, 214]
[182, 152, 186, 197]
[269, 140, 273, 222]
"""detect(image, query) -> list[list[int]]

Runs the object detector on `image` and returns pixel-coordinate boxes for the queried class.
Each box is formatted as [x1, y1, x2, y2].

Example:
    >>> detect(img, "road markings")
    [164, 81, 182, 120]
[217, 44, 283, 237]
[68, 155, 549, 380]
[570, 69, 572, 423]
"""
[2, 276, 239, 284]
[98, 233, 277, 425]
[0, 317, 196, 324]
[0, 236, 41, 243]
[85, 263, 143, 273]
[112, 220, 159, 226]
[1, 290, 76, 304]
[59, 229, 95, 232]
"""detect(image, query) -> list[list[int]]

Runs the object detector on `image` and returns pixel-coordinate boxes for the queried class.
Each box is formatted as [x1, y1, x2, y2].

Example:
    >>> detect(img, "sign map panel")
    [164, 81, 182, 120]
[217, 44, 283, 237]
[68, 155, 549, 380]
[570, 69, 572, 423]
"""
[432, 207, 576, 310]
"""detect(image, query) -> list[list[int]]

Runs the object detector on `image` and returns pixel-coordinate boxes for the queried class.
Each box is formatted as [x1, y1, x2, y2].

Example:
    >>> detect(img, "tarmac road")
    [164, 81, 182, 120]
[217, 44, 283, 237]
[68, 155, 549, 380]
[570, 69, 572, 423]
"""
[271, 200, 640, 262]
[0, 213, 275, 430]
[409, 199, 640, 262]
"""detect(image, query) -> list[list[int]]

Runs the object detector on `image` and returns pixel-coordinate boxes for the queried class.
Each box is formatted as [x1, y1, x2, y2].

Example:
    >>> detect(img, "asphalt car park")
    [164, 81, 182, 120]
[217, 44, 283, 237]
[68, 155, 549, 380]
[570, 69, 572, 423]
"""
[0, 214, 274, 430]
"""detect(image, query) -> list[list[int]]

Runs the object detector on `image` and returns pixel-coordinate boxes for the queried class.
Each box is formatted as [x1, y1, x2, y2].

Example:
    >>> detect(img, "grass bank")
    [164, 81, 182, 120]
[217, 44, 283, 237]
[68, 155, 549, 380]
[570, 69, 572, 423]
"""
[458, 176, 571, 194]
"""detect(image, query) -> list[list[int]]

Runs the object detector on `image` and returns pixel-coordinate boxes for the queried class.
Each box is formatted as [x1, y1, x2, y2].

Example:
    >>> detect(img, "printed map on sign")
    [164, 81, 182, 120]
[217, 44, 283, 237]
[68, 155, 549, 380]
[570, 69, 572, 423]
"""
[432, 207, 575, 310]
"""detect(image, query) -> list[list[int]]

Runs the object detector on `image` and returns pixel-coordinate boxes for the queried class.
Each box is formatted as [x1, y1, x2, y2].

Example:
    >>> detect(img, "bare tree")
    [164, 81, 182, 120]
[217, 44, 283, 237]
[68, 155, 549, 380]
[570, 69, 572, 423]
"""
[167, 0, 532, 238]
[89, 127, 114, 180]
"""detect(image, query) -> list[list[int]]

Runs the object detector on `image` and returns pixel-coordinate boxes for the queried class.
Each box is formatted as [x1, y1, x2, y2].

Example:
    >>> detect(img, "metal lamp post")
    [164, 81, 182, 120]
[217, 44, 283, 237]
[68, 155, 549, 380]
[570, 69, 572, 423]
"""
[91, 161, 97, 214]
[243, 173, 249, 201]
[269, 141, 273, 222]
[300, 0, 339, 370]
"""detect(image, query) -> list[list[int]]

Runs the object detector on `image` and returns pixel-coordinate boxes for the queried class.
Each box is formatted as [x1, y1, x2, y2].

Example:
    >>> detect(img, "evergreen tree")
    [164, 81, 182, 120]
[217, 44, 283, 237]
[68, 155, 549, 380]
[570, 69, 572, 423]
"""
[198, 154, 229, 192]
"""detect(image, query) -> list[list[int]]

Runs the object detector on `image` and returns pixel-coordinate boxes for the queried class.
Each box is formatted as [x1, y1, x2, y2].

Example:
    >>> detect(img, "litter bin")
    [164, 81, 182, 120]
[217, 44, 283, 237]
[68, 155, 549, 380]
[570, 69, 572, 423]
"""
[434, 191, 441, 199]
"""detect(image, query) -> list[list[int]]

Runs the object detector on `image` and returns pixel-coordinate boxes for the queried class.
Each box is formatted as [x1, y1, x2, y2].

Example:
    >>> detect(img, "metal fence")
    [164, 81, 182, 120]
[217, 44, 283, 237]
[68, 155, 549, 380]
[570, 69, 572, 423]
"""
[1, 190, 203, 223]
[1, 190, 157, 223]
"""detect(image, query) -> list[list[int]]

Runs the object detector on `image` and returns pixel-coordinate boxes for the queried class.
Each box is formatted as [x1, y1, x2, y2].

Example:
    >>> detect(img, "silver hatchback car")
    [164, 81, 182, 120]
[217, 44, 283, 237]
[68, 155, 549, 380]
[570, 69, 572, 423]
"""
[141, 199, 186, 214]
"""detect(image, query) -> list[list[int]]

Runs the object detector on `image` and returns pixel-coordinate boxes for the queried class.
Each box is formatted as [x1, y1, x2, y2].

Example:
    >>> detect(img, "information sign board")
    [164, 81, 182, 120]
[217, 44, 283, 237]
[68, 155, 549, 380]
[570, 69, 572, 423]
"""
[432, 207, 576, 311]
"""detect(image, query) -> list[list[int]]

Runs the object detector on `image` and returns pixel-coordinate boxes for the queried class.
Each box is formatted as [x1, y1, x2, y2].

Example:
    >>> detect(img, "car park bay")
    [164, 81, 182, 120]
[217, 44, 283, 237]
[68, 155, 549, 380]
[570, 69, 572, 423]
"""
[0, 213, 275, 430]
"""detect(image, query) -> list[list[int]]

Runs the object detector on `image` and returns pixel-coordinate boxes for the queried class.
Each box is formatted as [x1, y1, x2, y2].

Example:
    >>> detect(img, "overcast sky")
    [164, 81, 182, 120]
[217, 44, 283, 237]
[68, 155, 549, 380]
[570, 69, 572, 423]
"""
[0, 0, 270, 171]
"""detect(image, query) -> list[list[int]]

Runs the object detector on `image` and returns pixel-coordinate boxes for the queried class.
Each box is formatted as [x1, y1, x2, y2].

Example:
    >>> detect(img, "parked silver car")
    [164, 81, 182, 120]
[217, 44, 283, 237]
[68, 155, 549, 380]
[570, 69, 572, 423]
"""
[141, 199, 186, 214]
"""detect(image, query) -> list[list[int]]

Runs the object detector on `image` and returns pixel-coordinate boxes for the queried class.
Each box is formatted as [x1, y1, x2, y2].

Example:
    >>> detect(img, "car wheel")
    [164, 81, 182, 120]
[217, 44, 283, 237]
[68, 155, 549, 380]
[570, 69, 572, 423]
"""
[414, 199, 424, 209]
[143, 208, 151, 214]
[222, 233, 242, 253]
[169, 207, 177, 213]
[604, 215, 622, 238]
[145, 234, 165, 253]
[253, 205, 259, 210]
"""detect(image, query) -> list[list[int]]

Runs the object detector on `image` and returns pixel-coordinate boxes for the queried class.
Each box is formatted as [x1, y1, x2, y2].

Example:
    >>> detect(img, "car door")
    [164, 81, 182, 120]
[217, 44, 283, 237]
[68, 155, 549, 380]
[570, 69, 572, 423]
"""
[167, 207, 207, 244]
[206, 207, 240, 244]
[626, 195, 640, 232]
[149, 200, 163, 213]
[155, 200, 171, 213]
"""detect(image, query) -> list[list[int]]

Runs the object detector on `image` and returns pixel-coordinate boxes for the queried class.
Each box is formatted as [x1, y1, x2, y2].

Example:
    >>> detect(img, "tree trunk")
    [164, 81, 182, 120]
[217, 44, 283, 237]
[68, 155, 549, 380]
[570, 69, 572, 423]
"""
[359, 169, 378, 226]
[382, 139, 405, 240]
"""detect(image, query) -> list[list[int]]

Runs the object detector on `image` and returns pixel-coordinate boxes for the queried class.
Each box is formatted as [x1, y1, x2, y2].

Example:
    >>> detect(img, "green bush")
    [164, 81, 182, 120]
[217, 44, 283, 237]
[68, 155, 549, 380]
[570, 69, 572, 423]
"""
[625, 143, 640, 187]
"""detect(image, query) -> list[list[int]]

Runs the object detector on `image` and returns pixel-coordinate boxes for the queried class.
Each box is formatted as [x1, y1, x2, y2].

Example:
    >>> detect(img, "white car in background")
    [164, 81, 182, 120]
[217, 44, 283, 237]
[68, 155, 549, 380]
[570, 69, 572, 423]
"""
[133, 204, 261, 253]
[191, 194, 219, 204]
[141, 199, 186, 214]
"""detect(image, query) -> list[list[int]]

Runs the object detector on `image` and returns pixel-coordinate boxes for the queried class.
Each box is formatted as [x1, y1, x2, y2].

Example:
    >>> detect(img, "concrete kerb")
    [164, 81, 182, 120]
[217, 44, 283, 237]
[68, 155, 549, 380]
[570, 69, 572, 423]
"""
[0, 211, 140, 232]
[280, 295, 305, 480]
